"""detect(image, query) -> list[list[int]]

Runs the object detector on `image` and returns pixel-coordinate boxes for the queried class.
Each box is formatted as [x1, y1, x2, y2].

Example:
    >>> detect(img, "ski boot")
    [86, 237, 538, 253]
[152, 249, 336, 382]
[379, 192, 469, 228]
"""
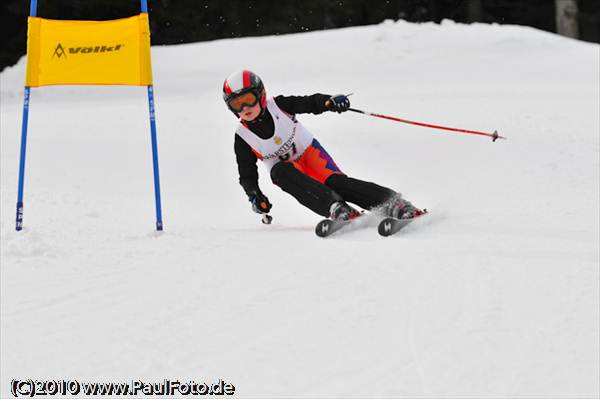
[383, 195, 426, 220]
[329, 201, 362, 221]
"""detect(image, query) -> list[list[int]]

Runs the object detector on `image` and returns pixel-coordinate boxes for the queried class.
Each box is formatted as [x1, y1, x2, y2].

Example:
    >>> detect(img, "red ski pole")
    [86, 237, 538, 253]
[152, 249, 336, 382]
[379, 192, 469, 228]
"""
[347, 108, 506, 142]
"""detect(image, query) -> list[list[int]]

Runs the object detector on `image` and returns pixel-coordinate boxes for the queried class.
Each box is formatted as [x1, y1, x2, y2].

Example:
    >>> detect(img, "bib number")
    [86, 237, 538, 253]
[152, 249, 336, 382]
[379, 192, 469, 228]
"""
[278, 143, 298, 161]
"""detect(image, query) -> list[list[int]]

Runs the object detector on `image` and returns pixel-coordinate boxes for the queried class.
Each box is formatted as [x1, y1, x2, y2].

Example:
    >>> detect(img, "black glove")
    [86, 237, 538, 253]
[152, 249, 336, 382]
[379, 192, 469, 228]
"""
[247, 190, 272, 214]
[328, 94, 350, 113]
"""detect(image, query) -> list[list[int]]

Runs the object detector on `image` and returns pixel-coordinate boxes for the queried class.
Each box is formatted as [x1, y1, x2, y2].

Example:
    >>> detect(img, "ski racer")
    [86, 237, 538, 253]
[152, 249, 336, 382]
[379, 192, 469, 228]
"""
[223, 70, 425, 222]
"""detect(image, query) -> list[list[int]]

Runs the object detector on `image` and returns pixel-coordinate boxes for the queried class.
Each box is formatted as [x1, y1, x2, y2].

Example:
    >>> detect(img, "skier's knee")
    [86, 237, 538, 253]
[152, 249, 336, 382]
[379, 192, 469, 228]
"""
[270, 162, 297, 185]
[324, 173, 347, 187]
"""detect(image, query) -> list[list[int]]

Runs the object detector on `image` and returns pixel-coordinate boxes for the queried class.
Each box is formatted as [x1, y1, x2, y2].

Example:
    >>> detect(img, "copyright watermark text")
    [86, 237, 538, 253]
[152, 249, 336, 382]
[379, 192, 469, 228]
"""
[10, 378, 235, 397]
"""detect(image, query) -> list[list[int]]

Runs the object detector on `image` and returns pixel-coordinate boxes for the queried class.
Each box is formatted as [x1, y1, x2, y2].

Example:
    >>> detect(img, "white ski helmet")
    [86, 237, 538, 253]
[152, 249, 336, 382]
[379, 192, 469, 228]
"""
[222, 70, 267, 114]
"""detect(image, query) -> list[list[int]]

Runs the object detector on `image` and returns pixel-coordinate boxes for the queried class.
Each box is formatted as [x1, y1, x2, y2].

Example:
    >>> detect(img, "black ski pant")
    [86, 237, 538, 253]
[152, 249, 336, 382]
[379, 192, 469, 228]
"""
[270, 162, 396, 217]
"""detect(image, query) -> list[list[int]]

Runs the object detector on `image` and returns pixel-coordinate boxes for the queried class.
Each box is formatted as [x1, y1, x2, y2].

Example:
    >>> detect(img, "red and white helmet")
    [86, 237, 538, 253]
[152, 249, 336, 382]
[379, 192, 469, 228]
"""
[222, 70, 267, 113]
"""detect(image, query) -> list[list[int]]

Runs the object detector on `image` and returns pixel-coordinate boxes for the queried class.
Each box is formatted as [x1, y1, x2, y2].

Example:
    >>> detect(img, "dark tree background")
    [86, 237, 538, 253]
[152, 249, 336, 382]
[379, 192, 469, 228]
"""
[1, 0, 599, 72]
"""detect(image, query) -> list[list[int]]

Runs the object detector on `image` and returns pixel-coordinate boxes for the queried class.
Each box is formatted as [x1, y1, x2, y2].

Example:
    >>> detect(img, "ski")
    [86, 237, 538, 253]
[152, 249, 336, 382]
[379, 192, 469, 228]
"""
[316, 210, 428, 238]
[315, 213, 365, 237]
[377, 210, 428, 237]
[315, 219, 348, 237]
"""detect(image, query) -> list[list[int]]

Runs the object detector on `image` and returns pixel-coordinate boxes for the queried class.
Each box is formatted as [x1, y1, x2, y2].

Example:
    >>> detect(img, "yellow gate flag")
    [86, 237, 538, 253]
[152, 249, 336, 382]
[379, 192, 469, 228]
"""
[26, 14, 153, 87]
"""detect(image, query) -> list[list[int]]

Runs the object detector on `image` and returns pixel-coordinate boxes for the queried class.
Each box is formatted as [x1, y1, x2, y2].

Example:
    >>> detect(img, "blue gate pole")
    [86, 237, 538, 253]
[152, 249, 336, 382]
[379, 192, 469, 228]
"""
[141, 0, 163, 231]
[16, 89, 31, 231]
[147, 86, 163, 231]
[16, 0, 38, 231]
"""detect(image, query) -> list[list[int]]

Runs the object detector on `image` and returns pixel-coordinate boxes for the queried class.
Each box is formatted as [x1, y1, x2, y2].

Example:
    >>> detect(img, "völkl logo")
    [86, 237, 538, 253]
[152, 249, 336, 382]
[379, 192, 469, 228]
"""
[52, 43, 125, 59]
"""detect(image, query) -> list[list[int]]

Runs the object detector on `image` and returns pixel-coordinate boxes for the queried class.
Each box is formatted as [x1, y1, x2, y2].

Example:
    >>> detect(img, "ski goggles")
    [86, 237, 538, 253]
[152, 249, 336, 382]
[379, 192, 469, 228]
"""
[227, 91, 259, 112]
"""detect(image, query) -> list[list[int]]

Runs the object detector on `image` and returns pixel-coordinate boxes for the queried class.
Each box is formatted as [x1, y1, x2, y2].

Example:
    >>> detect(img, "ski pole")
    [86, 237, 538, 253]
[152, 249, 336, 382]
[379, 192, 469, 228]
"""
[347, 108, 505, 142]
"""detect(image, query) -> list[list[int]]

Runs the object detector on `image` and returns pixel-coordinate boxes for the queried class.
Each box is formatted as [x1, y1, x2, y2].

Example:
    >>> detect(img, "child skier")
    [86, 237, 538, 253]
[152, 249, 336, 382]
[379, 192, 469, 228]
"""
[223, 70, 424, 222]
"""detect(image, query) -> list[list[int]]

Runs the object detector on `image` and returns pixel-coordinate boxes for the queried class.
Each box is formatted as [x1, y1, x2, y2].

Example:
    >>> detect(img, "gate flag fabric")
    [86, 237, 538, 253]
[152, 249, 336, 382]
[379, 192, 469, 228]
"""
[26, 14, 153, 87]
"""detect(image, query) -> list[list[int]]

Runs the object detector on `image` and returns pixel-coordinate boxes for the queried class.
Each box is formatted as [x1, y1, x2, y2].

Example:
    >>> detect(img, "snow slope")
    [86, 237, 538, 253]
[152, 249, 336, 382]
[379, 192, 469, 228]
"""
[1, 20, 599, 397]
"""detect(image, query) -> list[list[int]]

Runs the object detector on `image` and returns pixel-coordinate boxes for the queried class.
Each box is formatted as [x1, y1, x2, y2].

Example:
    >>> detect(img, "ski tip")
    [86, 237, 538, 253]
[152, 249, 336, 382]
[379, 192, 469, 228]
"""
[377, 217, 396, 237]
[378, 210, 427, 237]
[315, 219, 334, 238]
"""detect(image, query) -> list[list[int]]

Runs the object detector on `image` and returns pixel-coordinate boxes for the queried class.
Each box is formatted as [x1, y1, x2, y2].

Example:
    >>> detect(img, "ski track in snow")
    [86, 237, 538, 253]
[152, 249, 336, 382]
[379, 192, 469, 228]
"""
[1, 20, 599, 397]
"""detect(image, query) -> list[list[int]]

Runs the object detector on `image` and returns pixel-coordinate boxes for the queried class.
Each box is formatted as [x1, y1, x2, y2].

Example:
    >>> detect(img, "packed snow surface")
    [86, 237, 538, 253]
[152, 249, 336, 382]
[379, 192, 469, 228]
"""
[1, 20, 599, 397]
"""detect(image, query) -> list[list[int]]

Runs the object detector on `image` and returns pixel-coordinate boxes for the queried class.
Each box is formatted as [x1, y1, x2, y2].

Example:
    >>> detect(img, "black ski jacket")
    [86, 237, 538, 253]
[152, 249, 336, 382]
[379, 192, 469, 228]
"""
[234, 93, 331, 195]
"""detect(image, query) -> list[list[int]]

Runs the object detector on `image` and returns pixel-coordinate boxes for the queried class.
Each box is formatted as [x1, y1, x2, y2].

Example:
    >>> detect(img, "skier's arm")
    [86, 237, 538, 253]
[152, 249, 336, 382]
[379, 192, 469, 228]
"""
[234, 134, 260, 195]
[234, 135, 272, 214]
[274, 94, 332, 115]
